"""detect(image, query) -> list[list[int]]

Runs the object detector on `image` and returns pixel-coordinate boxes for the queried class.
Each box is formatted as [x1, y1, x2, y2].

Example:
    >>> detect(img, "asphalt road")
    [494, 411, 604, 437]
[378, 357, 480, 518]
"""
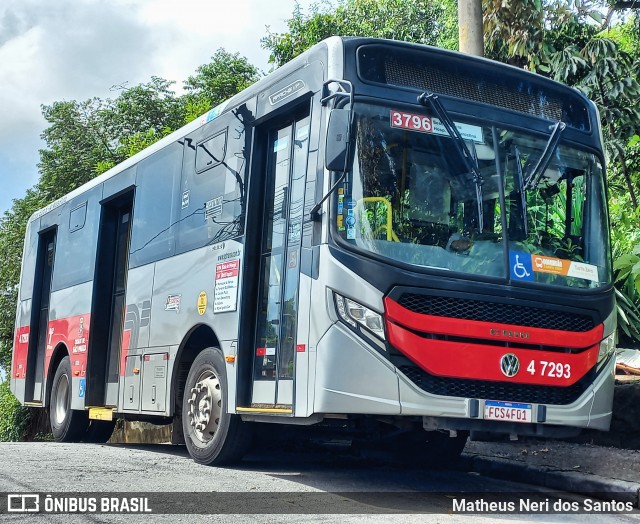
[0, 442, 637, 523]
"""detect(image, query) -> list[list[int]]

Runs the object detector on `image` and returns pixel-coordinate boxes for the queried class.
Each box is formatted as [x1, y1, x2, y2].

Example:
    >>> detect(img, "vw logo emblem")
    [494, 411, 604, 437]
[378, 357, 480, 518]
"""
[500, 353, 520, 377]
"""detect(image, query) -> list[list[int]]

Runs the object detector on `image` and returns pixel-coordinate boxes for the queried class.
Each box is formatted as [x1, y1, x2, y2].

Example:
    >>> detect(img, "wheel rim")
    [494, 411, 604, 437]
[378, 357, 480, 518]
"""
[54, 373, 69, 426]
[186, 369, 222, 445]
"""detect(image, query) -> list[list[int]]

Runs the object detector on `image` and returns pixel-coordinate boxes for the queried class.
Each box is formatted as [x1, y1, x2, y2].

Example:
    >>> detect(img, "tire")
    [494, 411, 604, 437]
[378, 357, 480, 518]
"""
[394, 430, 469, 469]
[49, 356, 89, 442]
[182, 348, 252, 465]
[83, 420, 116, 443]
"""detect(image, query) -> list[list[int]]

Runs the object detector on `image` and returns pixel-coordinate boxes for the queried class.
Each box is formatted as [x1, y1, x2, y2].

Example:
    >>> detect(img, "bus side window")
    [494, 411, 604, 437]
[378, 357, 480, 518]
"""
[129, 142, 183, 268]
[177, 114, 248, 254]
[195, 130, 227, 173]
[51, 188, 101, 291]
[69, 202, 87, 232]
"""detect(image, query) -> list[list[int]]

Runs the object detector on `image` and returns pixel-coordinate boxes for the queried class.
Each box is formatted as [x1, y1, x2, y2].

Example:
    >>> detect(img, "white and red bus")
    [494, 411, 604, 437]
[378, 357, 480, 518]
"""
[12, 37, 615, 465]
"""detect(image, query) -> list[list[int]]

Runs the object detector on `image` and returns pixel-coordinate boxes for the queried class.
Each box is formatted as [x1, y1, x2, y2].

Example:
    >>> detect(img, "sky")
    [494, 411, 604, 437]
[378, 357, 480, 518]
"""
[0, 0, 316, 215]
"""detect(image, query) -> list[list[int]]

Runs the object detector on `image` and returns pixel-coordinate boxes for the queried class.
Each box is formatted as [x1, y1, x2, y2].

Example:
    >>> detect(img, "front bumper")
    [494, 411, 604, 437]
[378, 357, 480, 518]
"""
[314, 322, 614, 432]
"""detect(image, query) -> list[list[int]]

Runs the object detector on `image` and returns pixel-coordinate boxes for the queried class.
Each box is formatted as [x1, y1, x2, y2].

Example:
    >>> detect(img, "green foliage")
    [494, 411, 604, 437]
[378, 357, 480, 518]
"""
[184, 48, 260, 109]
[0, 381, 30, 441]
[615, 287, 640, 343]
[261, 0, 457, 67]
[101, 77, 186, 143]
[612, 240, 640, 344]
[484, 0, 547, 69]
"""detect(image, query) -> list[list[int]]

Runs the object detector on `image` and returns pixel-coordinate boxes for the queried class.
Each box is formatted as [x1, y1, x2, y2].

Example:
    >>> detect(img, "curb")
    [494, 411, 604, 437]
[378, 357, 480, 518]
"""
[460, 454, 640, 508]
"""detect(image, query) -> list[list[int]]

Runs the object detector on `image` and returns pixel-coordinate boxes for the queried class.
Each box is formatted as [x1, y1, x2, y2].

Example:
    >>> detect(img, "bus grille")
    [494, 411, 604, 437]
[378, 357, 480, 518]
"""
[397, 293, 594, 332]
[399, 365, 591, 405]
[384, 58, 564, 122]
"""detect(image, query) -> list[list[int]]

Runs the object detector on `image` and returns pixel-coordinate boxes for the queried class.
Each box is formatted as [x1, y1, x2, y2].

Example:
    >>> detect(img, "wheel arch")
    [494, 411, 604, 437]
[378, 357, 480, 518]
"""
[169, 324, 221, 417]
[44, 343, 69, 409]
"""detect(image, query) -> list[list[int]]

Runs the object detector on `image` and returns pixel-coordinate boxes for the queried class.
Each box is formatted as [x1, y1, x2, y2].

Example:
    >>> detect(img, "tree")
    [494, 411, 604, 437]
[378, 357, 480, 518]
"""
[184, 48, 261, 112]
[261, 0, 457, 67]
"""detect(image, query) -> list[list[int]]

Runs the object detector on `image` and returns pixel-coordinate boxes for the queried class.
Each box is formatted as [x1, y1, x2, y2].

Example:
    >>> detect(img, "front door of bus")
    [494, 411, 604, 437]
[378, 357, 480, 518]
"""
[252, 114, 310, 407]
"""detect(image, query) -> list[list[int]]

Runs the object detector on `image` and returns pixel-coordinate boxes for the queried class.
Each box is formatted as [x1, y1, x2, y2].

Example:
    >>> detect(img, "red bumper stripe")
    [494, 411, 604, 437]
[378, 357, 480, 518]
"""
[384, 297, 603, 349]
[387, 320, 599, 386]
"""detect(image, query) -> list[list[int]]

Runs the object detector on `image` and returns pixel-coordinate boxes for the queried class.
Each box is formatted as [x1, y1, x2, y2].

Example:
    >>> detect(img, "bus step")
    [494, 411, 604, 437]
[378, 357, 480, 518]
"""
[236, 405, 293, 414]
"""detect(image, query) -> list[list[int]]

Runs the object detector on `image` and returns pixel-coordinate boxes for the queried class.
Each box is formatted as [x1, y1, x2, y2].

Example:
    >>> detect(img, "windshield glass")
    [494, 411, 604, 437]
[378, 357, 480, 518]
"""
[335, 103, 611, 288]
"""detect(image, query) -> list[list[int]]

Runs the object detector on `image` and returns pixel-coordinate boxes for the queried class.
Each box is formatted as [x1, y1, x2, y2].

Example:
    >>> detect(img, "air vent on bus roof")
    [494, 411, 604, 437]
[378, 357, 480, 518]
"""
[356, 45, 591, 131]
[384, 58, 563, 121]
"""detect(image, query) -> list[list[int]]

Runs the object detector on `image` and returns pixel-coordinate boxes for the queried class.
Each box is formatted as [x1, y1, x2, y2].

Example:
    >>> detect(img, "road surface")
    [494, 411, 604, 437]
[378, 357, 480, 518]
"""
[0, 441, 637, 523]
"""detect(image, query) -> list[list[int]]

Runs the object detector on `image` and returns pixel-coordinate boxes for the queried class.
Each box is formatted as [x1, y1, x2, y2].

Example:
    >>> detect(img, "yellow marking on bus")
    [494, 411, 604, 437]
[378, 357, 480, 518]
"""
[88, 407, 114, 421]
[236, 407, 292, 414]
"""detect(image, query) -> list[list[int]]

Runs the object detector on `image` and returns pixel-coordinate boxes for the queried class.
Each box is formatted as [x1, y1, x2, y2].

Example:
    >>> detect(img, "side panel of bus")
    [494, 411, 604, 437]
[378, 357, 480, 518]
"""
[118, 105, 254, 416]
[12, 185, 102, 409]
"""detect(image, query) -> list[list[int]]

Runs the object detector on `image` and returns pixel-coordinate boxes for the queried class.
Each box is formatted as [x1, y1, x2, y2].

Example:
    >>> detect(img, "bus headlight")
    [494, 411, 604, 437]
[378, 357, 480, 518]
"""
[598, 332, 615, 363]
[334, 293, 385, 340]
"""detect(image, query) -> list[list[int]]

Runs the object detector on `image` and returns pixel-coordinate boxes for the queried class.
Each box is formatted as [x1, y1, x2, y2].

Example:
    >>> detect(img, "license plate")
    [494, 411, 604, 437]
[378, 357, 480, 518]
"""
[484, 400, 532, 423]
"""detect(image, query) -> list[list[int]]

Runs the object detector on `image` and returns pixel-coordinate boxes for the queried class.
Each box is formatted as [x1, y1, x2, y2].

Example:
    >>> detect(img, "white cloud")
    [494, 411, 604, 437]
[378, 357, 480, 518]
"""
[0, 0, 315, 213]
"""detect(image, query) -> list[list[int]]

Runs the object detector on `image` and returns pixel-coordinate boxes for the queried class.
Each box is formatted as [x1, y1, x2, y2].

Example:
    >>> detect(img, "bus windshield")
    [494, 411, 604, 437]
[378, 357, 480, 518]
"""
[335, 103, 611, 288]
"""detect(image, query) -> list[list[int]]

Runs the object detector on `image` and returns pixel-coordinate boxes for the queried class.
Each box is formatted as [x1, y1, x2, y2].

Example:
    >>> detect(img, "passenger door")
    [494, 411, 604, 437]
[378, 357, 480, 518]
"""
[251, 114, 310, 407]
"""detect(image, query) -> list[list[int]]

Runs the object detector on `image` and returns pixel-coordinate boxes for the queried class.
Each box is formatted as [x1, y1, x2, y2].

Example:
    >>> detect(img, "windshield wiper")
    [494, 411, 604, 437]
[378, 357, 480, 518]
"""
[418, 91, 484, 232]
[523, 121, 566, 191]
[514, 146, 528, 238]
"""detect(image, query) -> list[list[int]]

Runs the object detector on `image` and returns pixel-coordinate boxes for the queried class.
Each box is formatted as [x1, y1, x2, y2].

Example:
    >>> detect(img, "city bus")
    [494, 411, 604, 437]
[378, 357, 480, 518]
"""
[11, 36, 615, 466]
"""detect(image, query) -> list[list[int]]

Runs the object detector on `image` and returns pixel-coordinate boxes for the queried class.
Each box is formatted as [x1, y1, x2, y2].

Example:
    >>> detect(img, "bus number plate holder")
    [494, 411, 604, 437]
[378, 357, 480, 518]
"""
[483, 400, 532, 423]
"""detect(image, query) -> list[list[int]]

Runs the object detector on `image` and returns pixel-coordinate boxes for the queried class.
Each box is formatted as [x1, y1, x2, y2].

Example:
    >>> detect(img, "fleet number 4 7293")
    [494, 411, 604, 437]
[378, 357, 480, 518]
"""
[527, 360, 571, 379]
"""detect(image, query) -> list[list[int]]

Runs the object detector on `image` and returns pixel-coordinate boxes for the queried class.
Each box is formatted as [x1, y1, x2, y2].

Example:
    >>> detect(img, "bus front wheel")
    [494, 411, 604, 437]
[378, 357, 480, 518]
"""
[181, 347, 252, 465]
[49, 356, 89, 442]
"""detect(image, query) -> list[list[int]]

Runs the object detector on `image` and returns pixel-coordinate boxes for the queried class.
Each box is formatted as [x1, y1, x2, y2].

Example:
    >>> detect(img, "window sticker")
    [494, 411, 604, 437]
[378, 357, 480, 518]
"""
[510, 251, 599, 282]
[273, 136, 289, 153]
[567, 261, 599, 282]
[509, 251, 534, 282]
[531, 255, 568, 276]
[390, 109, 484, 143]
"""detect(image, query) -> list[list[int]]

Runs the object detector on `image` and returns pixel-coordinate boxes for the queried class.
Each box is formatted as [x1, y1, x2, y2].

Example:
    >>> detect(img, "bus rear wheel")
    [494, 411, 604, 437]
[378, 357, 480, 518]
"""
[181, 348, 252, 465]
[49, 356, 89, 442]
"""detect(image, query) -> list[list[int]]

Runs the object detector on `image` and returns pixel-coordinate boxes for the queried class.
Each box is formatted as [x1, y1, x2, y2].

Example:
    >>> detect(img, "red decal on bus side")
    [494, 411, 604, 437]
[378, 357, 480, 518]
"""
[296, 344, 306, 353]
[119, 329, 132, 377]
[45, 314, 91, 378]
[256, 347, 266, 357]
[12, 326, 30, 379]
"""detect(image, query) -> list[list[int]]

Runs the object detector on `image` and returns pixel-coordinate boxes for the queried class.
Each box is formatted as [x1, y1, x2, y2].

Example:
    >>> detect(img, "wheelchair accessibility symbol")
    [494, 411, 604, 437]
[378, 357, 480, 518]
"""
[509, 251, 534, 281]
[513, 255, 530, 278]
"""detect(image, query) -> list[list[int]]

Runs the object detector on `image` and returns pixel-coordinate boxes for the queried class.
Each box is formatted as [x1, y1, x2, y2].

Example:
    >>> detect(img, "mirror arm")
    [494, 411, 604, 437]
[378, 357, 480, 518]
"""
[309, 171, 348, 221]
[321, 79, 354, 107]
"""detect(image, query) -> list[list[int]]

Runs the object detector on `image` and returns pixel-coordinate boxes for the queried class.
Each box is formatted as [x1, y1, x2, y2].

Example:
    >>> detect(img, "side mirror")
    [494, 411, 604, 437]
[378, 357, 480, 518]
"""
[325, 109, 351, 172]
